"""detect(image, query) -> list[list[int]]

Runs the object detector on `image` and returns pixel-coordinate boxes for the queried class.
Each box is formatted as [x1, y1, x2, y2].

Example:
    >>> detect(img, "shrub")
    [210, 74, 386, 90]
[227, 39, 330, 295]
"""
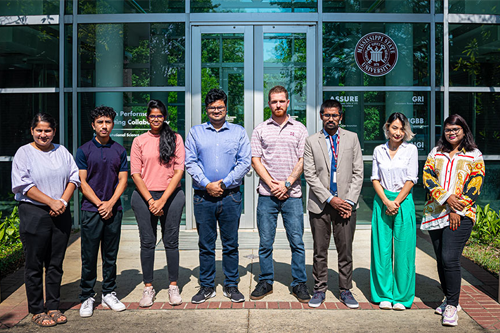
[470, 204, 500, 248]
[0, 242, 24, 279]
[0, 206, 20, 246]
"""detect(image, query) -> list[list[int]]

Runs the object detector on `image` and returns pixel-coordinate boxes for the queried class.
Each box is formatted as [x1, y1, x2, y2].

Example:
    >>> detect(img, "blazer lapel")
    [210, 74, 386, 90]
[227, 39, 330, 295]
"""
[337, 128, 346, 166]
[318, 131, 330, 173]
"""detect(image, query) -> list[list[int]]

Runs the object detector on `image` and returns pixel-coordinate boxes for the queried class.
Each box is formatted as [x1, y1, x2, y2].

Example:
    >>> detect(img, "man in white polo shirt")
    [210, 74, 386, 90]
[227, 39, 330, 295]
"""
[250, 85, 310, 303]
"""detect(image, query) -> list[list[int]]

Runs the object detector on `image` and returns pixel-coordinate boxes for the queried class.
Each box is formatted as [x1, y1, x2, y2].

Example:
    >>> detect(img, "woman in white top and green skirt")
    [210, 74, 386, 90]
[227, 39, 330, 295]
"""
[370, 112, 418, 311]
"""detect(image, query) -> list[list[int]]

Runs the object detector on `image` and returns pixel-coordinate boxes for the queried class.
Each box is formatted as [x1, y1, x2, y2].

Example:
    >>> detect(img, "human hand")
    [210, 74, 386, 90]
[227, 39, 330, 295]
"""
[329, 197, 352, 216]
[447, 194, 465, 212]
[339, 209, 352, 219]
[270, 180, 288, 198]
[98, 201, 114, 220]
[384, 201, 399, 216]
[49, 199, 66, 217]
[206, 180, 224, 197]
[149, 198, 165, 216]
[449, 212, 461, 231]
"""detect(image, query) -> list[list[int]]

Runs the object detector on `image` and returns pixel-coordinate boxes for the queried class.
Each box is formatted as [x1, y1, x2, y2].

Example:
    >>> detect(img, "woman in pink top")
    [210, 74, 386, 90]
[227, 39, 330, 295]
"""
[130, 99, 185, 307]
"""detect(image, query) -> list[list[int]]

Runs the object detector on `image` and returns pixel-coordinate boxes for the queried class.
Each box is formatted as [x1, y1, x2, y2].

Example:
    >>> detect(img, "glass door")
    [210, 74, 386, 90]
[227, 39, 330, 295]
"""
[190, 25, 255, 229]
[189, 25, 316, 229]
[254, 25, 316, 228]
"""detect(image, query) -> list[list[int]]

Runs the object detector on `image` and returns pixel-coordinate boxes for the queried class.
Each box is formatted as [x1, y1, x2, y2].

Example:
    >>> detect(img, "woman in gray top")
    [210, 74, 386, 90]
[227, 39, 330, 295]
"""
[11, 113, 80, 327]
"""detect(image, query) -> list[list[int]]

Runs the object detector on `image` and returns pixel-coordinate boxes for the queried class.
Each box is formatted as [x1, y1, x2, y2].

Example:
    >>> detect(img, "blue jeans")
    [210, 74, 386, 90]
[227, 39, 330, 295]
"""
[194, 191, 242, 288]
[256, 195, 307, 287]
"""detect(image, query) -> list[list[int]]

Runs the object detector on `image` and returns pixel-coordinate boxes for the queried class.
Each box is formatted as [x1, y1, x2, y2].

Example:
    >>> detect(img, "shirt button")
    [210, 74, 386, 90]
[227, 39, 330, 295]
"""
[216, 169, 218, 172]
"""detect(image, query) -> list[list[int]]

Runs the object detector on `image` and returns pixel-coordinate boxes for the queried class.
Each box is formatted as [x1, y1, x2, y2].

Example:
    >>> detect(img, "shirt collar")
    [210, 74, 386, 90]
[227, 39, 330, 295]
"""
[205, 121, 229, 132]
[322, 128, 340, 138]
[92, 136, 113, 148]
[382, 141, 408, 150]
[266, 115, 293, 127]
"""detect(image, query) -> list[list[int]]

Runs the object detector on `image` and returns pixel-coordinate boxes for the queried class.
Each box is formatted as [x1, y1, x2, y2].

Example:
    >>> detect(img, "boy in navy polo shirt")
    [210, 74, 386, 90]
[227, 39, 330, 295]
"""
[75, 106, 128, 317]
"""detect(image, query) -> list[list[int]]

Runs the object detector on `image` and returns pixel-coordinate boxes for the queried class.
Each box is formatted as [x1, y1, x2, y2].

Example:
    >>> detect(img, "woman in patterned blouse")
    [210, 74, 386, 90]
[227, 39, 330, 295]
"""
[421, 114, 485, 327]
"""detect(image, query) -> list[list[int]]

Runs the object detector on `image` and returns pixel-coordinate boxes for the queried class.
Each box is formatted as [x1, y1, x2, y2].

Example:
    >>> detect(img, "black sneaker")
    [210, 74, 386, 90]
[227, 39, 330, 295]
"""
[223, 286, 245, 303]
[250, 281, 273, 300]
[191, 286, 216, 304]
[292, 283, 311, 303]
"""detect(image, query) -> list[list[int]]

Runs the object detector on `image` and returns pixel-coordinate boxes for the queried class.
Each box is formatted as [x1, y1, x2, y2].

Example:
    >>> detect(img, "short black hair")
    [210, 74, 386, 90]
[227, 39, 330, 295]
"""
[205, 89, 227, 107]
[320, 99, 343, 114]
[31, 113, 57, 131]
[90, 105, 117, 123]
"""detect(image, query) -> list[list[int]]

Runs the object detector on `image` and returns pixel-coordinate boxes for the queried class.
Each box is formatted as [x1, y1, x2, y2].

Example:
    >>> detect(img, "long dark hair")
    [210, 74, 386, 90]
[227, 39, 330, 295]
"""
[147, 99, 176, 164]
[436, 114, 477, 153]
[31, 113, 57, 131]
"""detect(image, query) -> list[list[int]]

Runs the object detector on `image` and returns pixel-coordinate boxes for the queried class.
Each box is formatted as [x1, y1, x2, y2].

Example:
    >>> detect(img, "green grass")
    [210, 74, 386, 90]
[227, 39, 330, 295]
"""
[463, 242, 500, 278]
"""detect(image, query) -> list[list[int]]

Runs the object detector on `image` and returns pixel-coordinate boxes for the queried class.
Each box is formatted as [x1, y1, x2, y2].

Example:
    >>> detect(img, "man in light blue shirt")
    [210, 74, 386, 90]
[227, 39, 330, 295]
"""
[185, 88, 251, 304]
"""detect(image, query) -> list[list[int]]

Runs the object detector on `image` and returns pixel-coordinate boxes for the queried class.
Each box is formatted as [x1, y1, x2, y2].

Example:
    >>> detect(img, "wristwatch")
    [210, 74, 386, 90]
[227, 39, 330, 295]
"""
[285, 181, 292, 189]
[220, 182, 227, 190]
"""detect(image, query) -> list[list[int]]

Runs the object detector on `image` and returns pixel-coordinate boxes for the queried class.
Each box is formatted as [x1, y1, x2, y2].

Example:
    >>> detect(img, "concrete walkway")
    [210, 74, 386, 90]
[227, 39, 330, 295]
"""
[1, 228, 500, 332]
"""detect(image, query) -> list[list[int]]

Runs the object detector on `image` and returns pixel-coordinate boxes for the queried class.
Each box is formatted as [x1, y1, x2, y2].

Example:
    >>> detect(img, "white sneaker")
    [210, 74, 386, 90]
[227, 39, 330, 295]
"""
[139, 286, 156, 307]
[379, 301, 392, 310]
[80, 297, 95, 318]
[393, 303, 406, 311]
[435, 298, 462, 315]
[168, 285, 183, 305]
[442, 305, 458, 326]
[102, 292, 126, 312]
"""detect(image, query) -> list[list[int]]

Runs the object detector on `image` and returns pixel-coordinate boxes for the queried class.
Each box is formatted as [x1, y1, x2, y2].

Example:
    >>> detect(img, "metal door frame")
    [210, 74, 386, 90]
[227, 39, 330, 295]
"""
[188, 24, 316, 229]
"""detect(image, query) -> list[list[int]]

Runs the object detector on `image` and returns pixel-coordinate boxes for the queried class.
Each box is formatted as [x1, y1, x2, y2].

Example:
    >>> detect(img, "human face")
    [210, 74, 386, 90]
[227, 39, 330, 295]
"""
[31, 121, 56, 151]
[321, 107, 343, 134]
[444, 124, 464, 148]
[387, 119, 405, 144]
[206, 99, 227, 127]
[268, 92, 290, 119]
[148, 108, 165, 133]
[92, 116, 114, 142]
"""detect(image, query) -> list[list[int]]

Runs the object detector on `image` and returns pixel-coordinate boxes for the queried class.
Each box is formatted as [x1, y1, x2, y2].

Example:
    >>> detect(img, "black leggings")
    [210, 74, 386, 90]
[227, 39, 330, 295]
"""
[131, 188, 185, 284]
[18, 202, 71, 314]
[428, 217, 473, 307]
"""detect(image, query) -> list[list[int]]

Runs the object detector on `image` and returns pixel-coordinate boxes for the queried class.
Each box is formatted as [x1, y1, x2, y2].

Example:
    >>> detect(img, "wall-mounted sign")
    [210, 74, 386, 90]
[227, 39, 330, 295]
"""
[355, 32, 398, 77]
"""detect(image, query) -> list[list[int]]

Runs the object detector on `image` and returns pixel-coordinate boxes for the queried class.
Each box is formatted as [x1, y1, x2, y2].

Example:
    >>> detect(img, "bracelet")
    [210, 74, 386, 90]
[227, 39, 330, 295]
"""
[59, 198, 68, 207]
[147, 197, 154, 202]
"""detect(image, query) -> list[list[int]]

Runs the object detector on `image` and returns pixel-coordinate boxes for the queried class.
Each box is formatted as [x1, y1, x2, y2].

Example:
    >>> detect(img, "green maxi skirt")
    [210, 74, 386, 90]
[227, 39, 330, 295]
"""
[370, 189, 416, 307]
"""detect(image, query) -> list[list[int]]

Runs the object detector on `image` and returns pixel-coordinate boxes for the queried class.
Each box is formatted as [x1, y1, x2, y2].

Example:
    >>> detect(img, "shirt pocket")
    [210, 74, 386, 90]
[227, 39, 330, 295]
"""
[224, 139, 239, 155]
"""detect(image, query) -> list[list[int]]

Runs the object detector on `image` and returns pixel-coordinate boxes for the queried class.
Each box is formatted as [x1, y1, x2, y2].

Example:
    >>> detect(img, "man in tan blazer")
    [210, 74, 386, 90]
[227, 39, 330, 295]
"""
[303, 99, 363, 309]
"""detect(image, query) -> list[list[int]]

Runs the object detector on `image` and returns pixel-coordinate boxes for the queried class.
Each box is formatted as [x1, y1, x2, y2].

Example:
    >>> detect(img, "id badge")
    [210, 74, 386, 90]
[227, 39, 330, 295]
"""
[333, 171, 337, 183]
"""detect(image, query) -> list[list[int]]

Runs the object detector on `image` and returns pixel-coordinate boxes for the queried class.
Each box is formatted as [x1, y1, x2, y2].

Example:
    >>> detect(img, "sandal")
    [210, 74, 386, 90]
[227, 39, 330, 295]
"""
[31, 313, 56, 327]
[47, 310, 67, 324]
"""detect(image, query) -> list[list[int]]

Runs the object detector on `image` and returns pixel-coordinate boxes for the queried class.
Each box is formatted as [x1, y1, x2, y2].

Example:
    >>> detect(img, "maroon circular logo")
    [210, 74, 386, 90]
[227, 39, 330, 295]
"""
[354, 32, 398, 77]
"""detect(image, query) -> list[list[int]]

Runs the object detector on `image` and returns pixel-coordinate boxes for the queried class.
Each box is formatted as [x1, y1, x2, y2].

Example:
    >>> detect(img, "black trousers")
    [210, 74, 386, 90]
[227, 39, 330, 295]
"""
[428, 216, 473, 307]
[79, 210, 123, 302]
[18, 202, 71, 314]
[131, 188, 185, 284]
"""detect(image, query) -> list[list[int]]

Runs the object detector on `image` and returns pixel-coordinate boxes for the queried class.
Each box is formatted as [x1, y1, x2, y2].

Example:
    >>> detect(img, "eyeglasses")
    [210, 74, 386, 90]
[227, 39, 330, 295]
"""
[207, 106, 226, 112]
[444, 127, 462, 134]
[322, 113, 341, 119]
[148, 115, 165, 120]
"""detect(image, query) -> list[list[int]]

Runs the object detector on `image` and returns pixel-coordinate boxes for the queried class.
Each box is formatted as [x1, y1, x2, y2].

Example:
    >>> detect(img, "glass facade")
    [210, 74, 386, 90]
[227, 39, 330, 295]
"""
[1, 1, 499, 228]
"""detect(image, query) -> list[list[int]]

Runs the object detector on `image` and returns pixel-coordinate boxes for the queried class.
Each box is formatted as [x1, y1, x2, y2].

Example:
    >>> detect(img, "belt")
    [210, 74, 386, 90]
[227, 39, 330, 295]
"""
[194, 186, 240, 198]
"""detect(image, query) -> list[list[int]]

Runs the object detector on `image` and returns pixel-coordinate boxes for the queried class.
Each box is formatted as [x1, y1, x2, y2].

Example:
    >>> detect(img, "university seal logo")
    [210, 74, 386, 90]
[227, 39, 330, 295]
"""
[354, 32, 398, 77]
